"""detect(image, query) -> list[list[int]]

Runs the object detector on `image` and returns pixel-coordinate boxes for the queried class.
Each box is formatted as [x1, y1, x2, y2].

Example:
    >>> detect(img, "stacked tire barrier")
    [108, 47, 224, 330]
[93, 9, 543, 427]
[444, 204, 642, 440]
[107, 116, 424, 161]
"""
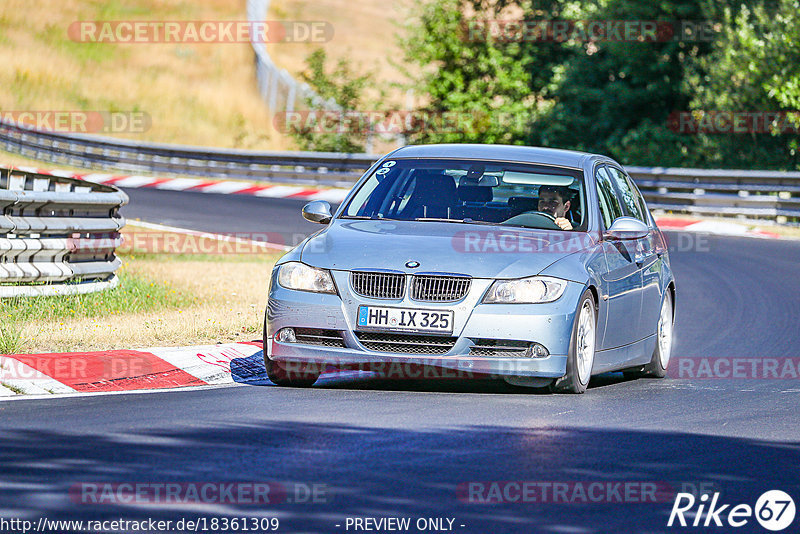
[0, 166, 127, 297]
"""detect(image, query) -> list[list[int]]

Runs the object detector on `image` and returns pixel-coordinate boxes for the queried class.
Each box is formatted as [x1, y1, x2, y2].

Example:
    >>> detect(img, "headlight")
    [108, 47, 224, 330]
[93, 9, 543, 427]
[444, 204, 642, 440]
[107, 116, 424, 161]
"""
[277, 262, 336, 294]
[483, 276, 567, 304]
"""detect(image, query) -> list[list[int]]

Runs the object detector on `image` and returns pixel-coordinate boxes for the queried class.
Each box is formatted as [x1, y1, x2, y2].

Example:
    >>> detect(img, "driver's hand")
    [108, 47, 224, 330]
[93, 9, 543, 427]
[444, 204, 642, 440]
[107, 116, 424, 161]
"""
[555, 217, 573, 231]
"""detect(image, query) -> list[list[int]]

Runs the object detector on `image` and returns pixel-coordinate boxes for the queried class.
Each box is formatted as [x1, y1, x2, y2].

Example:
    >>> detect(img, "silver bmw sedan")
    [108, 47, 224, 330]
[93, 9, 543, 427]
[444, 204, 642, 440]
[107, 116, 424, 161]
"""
[264, 144, 676, 393]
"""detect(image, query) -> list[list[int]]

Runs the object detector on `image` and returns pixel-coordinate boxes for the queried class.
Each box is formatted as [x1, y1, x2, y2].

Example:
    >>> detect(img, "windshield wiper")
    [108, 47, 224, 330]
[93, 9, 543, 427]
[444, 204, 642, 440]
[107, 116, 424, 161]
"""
[344, 216, 505, 226]
[500, 223, 565, 230]
[413, 218, 500, 226]
[340, 215, 405, 221]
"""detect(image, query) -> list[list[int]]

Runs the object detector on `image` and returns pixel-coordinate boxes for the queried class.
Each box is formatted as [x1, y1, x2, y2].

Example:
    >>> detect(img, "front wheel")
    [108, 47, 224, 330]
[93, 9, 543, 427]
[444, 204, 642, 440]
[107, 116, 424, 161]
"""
[624, 290, 674, 379]
[551, 289, 596, 394]
[265, 357, 321, 387]
[264, 328, 321, 387]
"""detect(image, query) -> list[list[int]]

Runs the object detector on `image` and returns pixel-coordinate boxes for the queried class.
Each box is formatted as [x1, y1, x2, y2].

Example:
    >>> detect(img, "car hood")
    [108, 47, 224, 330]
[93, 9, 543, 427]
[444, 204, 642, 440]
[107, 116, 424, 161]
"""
[300, 219, 597, 279]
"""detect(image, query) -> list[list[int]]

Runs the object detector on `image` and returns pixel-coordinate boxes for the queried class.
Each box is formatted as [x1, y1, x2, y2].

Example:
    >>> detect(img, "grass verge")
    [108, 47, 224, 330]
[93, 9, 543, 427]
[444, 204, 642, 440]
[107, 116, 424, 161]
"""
[2, 223, 285, 354]
[0, 0, 408, 150]
[1, 267, 193, 354]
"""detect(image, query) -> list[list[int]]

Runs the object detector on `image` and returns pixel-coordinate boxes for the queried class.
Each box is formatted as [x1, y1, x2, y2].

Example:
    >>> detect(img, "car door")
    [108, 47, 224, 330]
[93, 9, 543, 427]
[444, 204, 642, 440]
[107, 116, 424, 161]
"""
[595, 165, 643, 350]
[606, 166, 661, 341]
[612, 166, 663, 338]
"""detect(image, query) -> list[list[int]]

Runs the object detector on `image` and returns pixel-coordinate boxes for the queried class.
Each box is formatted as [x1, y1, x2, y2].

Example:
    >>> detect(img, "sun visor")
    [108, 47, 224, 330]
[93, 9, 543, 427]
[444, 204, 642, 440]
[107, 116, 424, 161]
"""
[502, 172, 575, 186]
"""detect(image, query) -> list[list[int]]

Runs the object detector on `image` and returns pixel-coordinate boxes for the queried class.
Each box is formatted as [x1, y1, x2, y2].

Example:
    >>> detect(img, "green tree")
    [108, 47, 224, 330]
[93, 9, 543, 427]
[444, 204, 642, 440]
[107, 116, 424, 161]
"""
[399, 0, 798, 169]
[400, 0, 576, 144]
[529, 0, 721, 166]
[683, 0, 800, 168]
[288, 49, 377, 153]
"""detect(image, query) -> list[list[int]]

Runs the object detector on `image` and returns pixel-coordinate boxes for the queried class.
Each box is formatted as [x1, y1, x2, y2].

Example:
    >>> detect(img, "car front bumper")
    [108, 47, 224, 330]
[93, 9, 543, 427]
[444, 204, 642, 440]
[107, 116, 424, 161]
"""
[265, 269, 584, 379]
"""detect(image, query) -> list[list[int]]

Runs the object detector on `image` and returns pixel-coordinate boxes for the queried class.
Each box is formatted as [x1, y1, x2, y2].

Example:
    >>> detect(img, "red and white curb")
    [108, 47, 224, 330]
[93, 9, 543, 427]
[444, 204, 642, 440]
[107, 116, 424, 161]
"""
[654, 217, 783, 239]
[0, 342, 266, 397]
[11, 165, 350, 203]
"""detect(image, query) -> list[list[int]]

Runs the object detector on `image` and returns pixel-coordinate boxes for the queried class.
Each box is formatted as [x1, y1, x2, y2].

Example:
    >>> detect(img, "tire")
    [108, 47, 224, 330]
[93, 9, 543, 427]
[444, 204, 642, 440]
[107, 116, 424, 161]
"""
[550, 289, 596, 394]
[263, 331, 321, 387]
[503, 376, 554, 389]
[265, 357, 320, 387]
[625, 290, 674, 379]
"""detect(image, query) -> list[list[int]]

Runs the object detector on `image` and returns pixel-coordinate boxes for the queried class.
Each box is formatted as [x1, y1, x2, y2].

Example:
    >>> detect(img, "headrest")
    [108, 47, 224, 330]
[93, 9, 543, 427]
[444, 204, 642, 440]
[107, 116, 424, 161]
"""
[411, 171, 456, 198]
[458, 185, 492, 202]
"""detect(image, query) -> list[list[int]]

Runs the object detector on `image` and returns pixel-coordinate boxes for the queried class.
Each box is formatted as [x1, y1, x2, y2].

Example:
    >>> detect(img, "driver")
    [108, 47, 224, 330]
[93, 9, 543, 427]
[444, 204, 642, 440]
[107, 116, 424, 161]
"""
[538, 185, 573, 230]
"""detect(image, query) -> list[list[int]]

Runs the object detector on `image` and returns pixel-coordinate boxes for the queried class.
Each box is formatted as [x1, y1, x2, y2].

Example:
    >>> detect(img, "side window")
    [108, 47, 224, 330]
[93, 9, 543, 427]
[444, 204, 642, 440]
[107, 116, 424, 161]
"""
[626, 173, 650, 224]
[595, 166, 623, 229]
[607, 167, 644, 222]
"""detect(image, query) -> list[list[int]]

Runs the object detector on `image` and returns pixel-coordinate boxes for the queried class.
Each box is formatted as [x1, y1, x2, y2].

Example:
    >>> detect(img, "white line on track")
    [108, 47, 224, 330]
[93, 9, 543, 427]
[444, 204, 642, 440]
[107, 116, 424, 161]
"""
[0, 382, 248, 403]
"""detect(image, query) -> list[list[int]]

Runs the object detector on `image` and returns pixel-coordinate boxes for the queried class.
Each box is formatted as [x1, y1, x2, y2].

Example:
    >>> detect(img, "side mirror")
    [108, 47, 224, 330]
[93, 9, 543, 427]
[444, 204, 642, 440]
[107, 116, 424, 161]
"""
[604, 216, 649, 240]
[302, 200, 332, 224]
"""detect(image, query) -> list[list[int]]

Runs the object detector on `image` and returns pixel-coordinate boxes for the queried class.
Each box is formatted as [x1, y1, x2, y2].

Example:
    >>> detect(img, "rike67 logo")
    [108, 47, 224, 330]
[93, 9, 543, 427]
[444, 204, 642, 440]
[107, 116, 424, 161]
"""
[668, 490, 796, 531]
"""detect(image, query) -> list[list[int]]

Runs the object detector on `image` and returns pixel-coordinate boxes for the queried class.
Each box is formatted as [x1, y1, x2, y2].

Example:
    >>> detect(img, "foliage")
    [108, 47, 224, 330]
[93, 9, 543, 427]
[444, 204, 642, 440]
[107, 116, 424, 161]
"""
[400, 0, 576, 144]
[289, 49, 379, 153]
[528, 0, 715, 165]
[682, 0, 800, 168]
[399, 0, 800, 169]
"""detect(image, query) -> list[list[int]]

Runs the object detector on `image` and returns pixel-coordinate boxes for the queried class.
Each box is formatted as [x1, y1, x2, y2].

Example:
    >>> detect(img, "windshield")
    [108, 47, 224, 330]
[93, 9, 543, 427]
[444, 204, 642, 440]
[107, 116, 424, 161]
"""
[342, 158, 587, 231]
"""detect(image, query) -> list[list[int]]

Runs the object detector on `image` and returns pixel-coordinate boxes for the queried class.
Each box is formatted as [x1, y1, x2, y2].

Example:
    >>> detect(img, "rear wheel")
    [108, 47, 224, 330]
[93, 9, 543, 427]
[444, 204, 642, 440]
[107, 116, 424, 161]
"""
[551, 289, 596, 394]
[624, 291, 673, 379]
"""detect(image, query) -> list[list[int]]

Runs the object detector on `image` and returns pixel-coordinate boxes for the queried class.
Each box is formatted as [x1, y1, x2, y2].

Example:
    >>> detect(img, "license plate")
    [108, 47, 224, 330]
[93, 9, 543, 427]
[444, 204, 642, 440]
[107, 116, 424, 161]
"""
[357, 306, 454, 334]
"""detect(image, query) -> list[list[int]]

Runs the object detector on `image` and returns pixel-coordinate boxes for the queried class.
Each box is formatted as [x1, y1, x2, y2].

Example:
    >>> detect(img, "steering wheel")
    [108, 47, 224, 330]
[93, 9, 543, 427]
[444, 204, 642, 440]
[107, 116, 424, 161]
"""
[502, 210, 561, 230]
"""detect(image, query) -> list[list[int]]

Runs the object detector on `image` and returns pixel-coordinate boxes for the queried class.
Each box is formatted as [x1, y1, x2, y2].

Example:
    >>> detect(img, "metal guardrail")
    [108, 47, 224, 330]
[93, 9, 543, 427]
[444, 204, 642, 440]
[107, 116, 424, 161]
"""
[1, 117, 798, 224]
[626, 166, 800, 224]
[0, 166, 127, 297]
[0, 119, 372, 187]
[247, 0, 338, 113]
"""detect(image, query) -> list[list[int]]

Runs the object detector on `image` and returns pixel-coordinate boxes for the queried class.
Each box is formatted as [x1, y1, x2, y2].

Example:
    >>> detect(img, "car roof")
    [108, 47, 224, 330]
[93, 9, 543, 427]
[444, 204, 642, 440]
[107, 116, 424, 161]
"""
[387, 144, 605, 170]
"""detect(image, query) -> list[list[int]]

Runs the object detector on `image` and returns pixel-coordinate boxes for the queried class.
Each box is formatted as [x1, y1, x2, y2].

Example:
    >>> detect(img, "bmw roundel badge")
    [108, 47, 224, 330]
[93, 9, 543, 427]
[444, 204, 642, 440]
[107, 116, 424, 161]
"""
[405, 260, 420, 269]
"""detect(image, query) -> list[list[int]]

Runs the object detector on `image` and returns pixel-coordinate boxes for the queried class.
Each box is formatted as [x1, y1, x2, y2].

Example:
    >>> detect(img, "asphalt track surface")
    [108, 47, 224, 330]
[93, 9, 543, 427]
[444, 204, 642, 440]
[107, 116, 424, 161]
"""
[1, 187, 799, 533]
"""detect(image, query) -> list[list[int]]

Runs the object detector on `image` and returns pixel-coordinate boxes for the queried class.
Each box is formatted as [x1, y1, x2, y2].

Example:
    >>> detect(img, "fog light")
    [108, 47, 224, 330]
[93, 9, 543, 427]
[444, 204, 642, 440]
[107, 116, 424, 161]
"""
[276, 328, 296, 343]
[526, 343, 549, 358]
